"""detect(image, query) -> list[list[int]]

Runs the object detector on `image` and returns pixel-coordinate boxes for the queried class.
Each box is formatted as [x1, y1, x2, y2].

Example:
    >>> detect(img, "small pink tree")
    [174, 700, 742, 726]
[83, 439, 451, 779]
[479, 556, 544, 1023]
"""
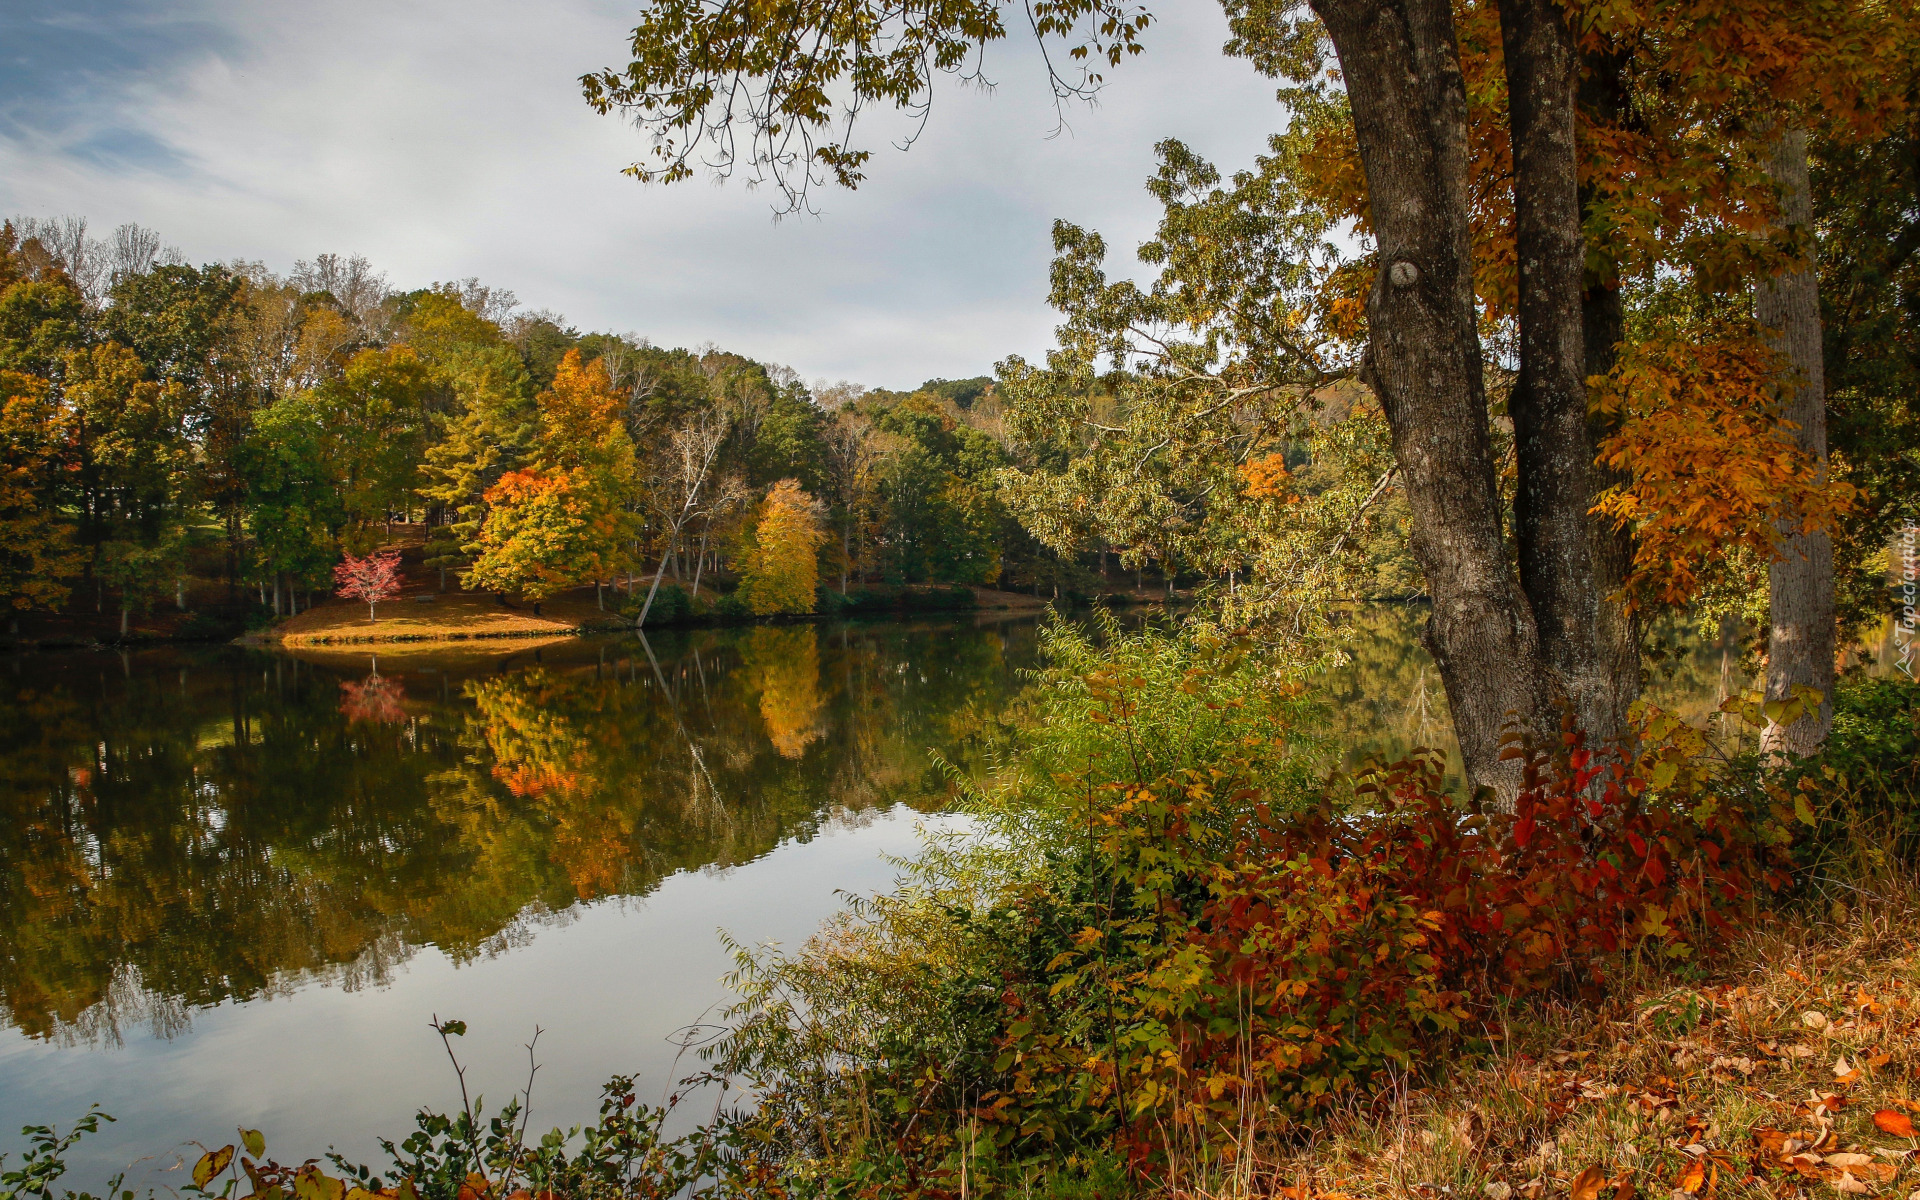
[334, 549, 404, 622]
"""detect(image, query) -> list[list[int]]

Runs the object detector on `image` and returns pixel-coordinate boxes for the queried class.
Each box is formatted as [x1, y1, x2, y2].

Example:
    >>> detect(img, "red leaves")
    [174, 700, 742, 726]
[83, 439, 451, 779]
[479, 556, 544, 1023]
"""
[333, 548, 404, 618]
[987, 714, 1788, 1171]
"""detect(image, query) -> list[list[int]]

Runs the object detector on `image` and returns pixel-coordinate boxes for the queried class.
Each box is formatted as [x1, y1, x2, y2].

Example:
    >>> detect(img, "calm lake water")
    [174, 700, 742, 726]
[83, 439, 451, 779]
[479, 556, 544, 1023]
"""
[0, 618, 1039, 1184]
[1, 605, 1877, 1181]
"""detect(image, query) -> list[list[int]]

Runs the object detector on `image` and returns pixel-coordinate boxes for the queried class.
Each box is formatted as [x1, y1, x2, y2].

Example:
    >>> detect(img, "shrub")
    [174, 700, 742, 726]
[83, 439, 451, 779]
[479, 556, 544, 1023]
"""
[701, 619, 1796, 1191]
[624, 583, 693, 625]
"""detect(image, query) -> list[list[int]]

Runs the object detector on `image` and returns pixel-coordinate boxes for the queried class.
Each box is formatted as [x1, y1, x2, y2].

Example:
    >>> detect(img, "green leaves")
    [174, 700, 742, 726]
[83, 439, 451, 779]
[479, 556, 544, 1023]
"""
[584, 0, 1151, 211]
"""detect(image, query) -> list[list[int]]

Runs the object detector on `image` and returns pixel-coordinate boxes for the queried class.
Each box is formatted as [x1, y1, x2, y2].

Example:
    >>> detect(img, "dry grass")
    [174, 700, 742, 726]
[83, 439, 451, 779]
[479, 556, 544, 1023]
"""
[1172, 896, 1920, 1200]
[269, 591, 628, 646]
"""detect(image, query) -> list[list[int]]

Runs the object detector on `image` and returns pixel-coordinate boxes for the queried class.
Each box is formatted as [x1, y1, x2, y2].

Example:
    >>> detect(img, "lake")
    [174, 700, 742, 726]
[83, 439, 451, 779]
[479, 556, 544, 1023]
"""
[0, 618, 1039, 1185]
[1, 604, 1875, 1183]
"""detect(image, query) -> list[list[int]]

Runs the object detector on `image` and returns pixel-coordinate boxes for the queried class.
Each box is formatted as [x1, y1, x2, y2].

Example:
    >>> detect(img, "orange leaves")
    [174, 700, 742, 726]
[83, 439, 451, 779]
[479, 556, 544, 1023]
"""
[468, 467, 629, 600]
[1569, 1164, 1609, 1200]
[1591, 327, 1855, 610]
[537, 349, 626, 469]
[1238, 452, 1298, 502]
[1874, 1108, 1917, 1137]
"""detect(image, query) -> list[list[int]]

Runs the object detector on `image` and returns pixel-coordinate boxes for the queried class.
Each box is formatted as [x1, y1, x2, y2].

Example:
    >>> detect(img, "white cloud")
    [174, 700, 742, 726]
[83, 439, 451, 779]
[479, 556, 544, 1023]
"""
[1, 0, 1286, 388]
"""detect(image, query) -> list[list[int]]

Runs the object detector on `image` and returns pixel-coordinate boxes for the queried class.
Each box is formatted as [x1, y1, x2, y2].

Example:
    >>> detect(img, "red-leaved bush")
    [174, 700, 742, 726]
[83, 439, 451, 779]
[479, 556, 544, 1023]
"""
[982, 711, 1793, 1167]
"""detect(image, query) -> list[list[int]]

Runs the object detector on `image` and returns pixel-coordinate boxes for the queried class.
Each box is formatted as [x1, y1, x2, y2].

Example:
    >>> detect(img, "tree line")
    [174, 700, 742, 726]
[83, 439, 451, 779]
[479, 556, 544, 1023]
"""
[0, 217, 1083, 637]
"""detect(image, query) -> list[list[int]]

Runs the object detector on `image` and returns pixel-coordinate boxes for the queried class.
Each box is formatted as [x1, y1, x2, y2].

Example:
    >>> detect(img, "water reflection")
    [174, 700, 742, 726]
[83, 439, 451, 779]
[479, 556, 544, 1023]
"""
[0, 619, 1036, 1048]
[1324, 604, 1901, 782]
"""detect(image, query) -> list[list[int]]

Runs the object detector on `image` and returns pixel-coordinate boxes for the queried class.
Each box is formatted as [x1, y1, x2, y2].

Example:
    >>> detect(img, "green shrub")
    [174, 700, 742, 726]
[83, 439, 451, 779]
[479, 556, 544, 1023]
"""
[1783, 675, 1920, 875]
[699, 617, 1796, 1191]
[621, 584, 695, 625]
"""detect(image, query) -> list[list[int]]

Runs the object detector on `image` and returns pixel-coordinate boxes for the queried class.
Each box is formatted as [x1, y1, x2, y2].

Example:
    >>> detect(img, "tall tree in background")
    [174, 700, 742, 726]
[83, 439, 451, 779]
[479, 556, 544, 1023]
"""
[1759, 127, 1834, 753]
[0, 370, 81, 630]
[739, 479, 826, 616]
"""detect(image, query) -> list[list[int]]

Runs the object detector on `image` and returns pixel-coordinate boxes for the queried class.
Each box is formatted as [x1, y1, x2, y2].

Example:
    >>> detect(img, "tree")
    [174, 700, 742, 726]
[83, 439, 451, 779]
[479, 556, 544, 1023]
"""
[635, 405, 730, 626]
[417, 341, 540, 585]
[292, 345, 439, 540]
[739, 479, 826, 615]
[463, 469, 625, 608]
[334, 548, 404, 622]
[0, 370, 82, 629]
[818, 403, 884, 594]
[1754, 128, 1834, 754]
[246, 399, 347, 614]
[97, 537, 180, 637]
[584, 0, 1911, 786]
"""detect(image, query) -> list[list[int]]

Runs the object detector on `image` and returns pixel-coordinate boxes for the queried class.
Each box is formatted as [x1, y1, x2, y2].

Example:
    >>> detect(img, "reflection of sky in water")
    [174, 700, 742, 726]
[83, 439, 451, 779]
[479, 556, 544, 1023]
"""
[0, 620, 1032, 1183]
[0, 808, 959, 1183]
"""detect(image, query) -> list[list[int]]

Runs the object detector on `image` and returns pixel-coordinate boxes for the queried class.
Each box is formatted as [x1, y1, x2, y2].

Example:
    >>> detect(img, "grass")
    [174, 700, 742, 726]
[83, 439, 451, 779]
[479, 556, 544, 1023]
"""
[267, 590, 630, 646]
[1169, 896, 1920, 1200]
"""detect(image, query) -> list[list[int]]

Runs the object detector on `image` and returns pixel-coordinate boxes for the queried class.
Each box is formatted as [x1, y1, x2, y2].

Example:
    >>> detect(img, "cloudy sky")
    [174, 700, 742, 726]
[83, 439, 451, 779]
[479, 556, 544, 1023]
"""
[2, 1, 1286, 389]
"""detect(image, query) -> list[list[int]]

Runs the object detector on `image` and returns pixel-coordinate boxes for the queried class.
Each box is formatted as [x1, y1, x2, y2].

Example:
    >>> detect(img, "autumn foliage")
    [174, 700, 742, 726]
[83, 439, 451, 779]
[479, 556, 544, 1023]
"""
[1591, 330, 1857, 608]
[464, 469, 625, 602]
[333, 548, 404, 621]
[738, 478, 826, 616]
[972, 713, 1790, 1169]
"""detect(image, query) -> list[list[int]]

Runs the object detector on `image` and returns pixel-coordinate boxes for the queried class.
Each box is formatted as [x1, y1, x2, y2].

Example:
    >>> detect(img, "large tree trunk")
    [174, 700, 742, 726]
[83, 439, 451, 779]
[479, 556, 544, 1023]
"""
[1758, 125, 1835, 755]
[1312, 0, 1554, 797]
[1575, 44, 1645, 745]
[1500, 0, 1637, 746]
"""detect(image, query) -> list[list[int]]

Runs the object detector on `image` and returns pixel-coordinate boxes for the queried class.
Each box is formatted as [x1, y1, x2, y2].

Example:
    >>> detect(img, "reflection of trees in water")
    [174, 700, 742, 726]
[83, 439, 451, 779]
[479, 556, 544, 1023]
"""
[339, 659, 407, 725]
[0, 625, 1035, 1044]
[742, 627, 825, 759]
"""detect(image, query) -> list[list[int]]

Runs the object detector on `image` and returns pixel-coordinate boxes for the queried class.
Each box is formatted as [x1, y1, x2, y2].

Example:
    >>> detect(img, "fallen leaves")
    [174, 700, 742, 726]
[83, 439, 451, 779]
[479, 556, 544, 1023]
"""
[1879, 1109, 1919, 1138]
[1570, 1165, 1607, 1200]
[1674, 1157, 1707, 1193]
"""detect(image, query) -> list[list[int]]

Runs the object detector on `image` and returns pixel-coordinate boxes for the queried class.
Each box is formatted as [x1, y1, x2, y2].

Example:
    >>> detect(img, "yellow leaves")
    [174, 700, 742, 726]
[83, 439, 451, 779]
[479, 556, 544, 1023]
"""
[293, 1169, 345, 1200]
[742, 626, 824, 758]
[193, 1145, 235, 1188]
[1592, 327, 1856, 611]
[1638, 904, 1673, 939]
[739, 479, 826, 616]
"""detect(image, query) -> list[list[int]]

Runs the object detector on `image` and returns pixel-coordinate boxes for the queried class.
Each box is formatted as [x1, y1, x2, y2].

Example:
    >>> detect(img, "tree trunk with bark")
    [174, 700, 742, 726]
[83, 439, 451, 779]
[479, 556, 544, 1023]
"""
[1576, 44, 1645, 743]
[1758, 125, 1836, 755]
[1312, 0, 1554, 797]
[1500, 0, 1638, 746]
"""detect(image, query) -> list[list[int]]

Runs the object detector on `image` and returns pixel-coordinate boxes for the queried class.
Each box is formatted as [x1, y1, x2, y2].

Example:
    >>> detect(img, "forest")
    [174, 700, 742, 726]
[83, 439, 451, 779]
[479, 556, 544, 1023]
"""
[6, 0, 1920, 1196]
[0, 217, 1090, 642]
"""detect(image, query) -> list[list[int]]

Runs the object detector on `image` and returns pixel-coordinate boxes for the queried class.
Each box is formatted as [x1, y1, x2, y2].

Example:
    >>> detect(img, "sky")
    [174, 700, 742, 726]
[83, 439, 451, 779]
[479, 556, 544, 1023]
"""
[1, 1, 1288, 390]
